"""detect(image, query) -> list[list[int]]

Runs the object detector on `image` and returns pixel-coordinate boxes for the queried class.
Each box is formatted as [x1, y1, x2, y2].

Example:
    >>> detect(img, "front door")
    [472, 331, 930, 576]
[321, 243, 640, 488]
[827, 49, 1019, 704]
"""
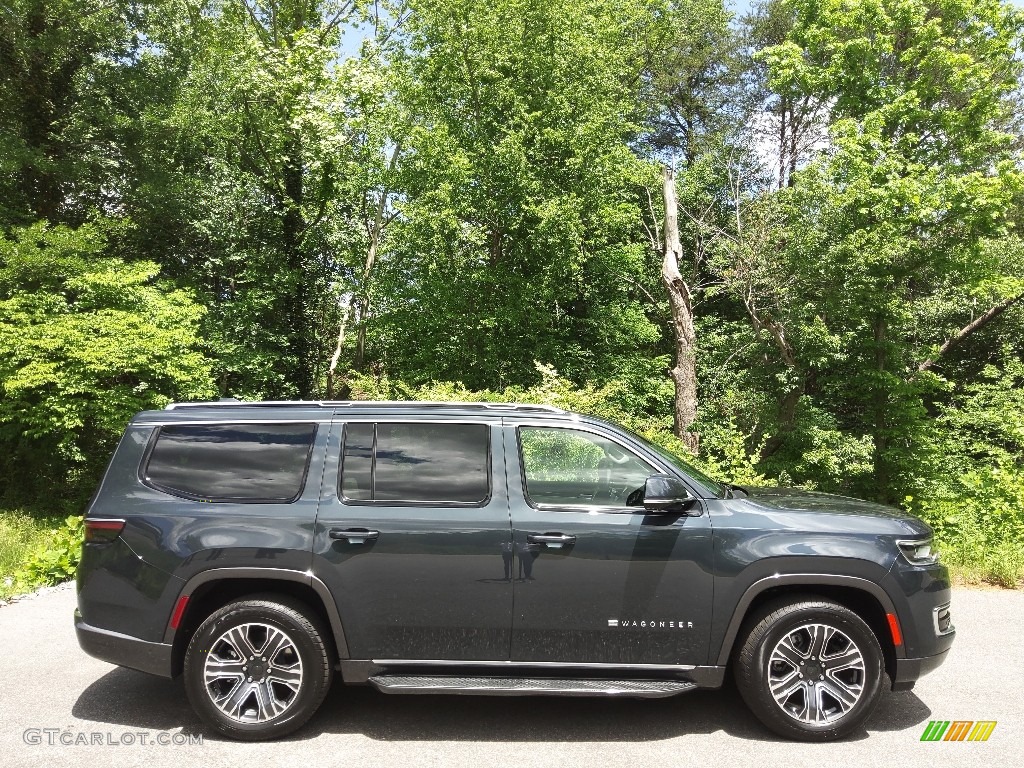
[313, 418, 513, 661]
[505, 421, 714, 665]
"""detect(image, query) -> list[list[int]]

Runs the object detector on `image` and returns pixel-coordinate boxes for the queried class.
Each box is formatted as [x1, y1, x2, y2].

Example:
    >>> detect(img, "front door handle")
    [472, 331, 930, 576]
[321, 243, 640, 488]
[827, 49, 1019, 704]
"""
[526, 533, 576, 549]
[329, 528, 379, 544]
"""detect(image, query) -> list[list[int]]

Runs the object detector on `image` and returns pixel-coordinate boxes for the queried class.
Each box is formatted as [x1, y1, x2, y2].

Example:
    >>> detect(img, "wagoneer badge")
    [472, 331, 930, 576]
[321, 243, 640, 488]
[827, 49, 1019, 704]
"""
[609, 619, 694, 629]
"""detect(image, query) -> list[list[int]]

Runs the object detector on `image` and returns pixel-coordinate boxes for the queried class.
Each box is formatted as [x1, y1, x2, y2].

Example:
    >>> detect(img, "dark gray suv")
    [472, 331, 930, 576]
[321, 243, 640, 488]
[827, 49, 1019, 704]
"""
[75, 400, 954, 741]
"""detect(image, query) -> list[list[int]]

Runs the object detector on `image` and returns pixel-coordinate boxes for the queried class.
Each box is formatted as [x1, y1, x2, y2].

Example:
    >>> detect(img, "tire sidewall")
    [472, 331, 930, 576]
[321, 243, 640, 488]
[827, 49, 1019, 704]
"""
[184, 601, 330, 740]
[742, 603, 884, 741]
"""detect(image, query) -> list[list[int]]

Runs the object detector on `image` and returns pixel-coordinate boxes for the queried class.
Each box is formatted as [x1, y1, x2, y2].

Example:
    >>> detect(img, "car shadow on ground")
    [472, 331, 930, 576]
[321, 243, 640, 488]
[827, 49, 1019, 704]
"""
[73, 668, 932, 744]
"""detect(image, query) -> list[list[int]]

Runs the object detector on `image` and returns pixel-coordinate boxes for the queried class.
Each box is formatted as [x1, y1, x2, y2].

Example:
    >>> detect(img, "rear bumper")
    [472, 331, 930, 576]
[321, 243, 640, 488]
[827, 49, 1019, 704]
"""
[75, 609, 173, 678]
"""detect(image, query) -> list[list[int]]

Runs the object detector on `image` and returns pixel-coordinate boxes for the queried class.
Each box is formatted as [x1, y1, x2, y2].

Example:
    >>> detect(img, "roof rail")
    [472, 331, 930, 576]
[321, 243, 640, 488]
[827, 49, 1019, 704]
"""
[165, 400, 565, 413]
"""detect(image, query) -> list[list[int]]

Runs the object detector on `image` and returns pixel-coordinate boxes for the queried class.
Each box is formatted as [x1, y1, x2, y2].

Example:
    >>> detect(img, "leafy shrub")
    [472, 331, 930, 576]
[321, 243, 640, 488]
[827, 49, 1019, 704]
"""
[0, 222, 217, 504]
[694, 416, 772, 487]
[905, 360, 1024, 587]
[14, 515, 83, 588]
[0, 510, 57, 598]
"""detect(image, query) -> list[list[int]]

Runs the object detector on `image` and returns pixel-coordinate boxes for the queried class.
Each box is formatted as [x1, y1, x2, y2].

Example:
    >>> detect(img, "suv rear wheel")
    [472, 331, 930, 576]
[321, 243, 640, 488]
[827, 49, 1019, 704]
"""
[183, 596, 333, 740]
[734, 598, 884, 741]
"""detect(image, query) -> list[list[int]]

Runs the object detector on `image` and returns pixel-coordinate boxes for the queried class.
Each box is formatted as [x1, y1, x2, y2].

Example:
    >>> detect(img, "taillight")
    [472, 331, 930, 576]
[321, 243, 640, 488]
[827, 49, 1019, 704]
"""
[84, 518, 125, 544]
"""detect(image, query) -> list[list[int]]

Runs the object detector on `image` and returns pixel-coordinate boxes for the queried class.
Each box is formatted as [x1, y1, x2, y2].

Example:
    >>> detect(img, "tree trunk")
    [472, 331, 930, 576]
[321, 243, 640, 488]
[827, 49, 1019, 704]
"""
[326, 299, 354, 399]
[872, 316, 892, 503]
[354, 189, 387, 370]
[354, 142, 401, 369]
[748, 313, 803, 460]
[778, 96, 788, 190]
[759, 379, 805, 460]
[661, 167, 699, 452]
[19, 4, 66, 221]
[281, 133, 313, 397]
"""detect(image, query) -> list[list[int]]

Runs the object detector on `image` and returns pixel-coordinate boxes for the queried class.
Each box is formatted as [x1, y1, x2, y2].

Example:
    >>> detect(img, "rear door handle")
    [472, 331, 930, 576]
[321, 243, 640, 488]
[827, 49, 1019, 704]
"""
[329, 528, 379, 544]
[526, 533, 576, 548]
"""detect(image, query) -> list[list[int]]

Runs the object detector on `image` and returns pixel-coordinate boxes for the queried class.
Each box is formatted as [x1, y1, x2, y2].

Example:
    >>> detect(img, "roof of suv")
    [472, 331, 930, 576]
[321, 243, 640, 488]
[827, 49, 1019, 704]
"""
[130, 400, 583, 425]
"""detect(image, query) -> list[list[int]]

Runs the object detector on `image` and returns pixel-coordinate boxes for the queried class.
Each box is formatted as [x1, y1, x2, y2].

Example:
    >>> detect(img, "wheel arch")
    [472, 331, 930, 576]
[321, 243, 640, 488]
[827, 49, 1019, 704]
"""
[716, 574, 903, 679]
[165, 568, 349, 678]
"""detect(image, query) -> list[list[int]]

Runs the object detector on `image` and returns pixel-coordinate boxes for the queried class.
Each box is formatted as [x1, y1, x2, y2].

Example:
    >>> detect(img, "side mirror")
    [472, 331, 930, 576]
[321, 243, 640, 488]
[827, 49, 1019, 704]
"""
[643, 474, 695, 514]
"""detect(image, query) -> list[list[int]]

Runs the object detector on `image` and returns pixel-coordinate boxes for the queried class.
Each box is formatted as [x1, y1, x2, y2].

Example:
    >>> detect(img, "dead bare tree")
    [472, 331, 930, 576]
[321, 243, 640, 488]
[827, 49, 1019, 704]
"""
[661, 166, 700, 452]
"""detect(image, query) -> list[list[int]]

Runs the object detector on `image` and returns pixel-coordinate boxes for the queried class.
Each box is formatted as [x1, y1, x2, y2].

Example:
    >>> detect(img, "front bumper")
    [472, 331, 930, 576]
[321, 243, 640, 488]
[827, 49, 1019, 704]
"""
[75, 609, 173, 678]
[892, 647, 952, 689]
[882, 556, 956, 690]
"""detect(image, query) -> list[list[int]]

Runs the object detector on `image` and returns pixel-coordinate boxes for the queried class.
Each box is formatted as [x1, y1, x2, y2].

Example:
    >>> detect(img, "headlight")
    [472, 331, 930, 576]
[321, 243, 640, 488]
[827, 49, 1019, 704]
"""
[897, 538, 939, 565]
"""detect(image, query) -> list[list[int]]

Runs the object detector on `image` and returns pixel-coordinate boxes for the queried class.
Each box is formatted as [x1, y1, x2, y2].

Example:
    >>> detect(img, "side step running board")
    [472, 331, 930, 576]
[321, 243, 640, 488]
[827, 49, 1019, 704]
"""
[368, 675, 697, 698]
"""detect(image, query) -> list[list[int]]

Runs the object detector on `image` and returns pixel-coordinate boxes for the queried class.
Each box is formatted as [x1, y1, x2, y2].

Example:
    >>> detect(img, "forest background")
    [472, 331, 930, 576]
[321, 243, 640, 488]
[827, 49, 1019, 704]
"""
[2, 0, 1023, 595]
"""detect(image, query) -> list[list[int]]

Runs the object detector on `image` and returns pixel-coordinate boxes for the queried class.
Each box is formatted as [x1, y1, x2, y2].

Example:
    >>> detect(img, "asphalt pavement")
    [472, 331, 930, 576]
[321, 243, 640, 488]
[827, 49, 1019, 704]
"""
[0, 583, 1019, 768]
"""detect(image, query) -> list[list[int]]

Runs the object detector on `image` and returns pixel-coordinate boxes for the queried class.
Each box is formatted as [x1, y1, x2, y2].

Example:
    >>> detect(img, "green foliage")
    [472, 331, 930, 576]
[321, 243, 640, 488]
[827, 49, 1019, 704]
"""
[0, 0, 140, 225]
[0, 0, 1022, 589]
[0, 509, 57, 599]
[904, 357, 1024, 587]
[0, 221, 216, 502]
[128, 0, 384, 398]
[14, 514, 83, 588]
[368, 0, 664, 387]
[695, 417, 772, 488]
[751, 0, 1024, 503]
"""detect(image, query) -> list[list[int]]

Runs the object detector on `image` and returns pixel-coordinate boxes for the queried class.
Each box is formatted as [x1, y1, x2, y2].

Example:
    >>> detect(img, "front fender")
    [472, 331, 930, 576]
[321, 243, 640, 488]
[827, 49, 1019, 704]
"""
[712, 568, 900, 666]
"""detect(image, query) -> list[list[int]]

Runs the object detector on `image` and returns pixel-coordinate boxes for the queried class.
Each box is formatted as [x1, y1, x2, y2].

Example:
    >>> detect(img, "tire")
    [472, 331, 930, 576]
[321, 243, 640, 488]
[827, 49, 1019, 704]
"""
[183, 595, 334, 741]
[733, 598, 884, 741]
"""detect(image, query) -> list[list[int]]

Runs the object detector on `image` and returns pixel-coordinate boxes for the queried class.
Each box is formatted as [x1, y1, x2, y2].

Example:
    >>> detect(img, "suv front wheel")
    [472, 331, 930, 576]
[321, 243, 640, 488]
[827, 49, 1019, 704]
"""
[734, 598, 884, 741]
[183, 596, 334, 740]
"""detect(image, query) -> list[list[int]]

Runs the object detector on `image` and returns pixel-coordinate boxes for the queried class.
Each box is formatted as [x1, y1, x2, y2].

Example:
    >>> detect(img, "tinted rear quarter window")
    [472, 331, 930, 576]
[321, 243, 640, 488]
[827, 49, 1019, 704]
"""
[144, 423, 316, 502]
[341, 422, 489, 504]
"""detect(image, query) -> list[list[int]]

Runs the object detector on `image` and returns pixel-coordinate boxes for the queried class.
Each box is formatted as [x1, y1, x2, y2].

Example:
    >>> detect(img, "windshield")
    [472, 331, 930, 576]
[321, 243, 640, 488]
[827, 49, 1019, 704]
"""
[621, 428, 728, 498]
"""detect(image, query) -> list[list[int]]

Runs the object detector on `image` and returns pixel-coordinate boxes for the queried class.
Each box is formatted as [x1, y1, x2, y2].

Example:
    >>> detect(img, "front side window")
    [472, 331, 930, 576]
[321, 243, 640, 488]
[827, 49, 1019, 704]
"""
[144, 423, 316, 502]
[518, 427, 655, 508]
[341, 422, 490, 505]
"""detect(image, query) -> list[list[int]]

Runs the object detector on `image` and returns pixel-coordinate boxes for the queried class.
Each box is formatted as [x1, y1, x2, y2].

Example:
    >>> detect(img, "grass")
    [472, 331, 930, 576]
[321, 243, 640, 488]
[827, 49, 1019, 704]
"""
[945, 551, 1024, 589]
[935, 528, 1024, 589]
[0, 509, 62, 600]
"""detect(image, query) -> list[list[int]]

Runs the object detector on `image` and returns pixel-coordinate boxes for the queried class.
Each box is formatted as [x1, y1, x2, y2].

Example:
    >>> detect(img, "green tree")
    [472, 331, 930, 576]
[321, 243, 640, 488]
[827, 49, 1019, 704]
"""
[127, 0, 401, 398]
[364, 0, 663, 389]
[0, 222, 215, 503]
[0, 0, 141, 225]
[755, 0, 1024, 500]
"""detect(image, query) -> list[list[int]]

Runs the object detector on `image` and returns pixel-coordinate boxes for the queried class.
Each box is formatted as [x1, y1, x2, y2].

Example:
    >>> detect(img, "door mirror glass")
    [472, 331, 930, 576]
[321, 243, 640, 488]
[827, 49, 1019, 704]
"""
[643, 474, 694, 513]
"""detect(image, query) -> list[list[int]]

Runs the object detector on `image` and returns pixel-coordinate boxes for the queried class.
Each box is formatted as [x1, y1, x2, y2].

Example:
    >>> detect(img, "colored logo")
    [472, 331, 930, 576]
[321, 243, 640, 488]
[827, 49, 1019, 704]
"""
[920, 720, 997, 742]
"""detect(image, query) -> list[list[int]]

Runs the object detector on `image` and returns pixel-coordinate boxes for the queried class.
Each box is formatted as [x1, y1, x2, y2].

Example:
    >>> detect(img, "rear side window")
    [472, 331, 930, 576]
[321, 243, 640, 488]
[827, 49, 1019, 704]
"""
[341, 422, 490, 505]
[144, 423, 317, 502]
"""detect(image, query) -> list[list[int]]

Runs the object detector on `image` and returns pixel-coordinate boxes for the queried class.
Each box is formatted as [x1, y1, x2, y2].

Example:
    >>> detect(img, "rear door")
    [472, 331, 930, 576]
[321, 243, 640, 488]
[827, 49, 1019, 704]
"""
[505, 420, 714, 665]
[312, 417, 513, 661]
